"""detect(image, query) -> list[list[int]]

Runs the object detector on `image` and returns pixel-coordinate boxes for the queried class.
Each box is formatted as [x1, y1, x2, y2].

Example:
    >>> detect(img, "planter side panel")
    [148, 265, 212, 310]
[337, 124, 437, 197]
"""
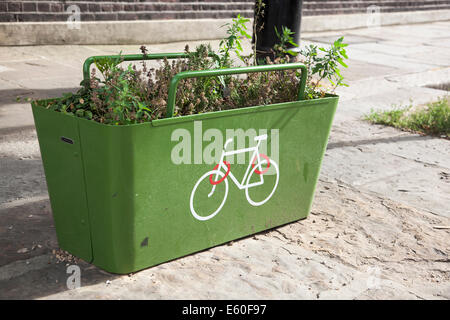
[77, 123, 136, 274]
[31, 104, 93, 262]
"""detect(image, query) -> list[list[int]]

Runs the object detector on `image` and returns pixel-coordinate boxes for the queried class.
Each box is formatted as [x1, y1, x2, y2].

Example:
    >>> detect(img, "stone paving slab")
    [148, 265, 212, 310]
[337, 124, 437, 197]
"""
[323, 121, 450, 217]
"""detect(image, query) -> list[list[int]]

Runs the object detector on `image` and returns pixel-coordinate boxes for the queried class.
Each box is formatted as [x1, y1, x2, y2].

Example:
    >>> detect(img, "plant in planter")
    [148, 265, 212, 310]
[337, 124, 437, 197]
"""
[31, 17, 348, 274]
[36, 16, 347, 125]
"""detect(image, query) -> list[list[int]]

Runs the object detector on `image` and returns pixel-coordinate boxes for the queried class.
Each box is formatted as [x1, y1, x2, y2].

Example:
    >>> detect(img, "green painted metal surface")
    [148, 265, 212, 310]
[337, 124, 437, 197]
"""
[31, 107, 93, 262]
[32, 54, 338, 274]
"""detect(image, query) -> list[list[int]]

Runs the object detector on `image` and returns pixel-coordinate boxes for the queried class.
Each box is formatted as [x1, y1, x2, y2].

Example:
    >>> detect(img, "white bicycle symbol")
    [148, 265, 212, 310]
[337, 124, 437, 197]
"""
[189, 134, 279, 221]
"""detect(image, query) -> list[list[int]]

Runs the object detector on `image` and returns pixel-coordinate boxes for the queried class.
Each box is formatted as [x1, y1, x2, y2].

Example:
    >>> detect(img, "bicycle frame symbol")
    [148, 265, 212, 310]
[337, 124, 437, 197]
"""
[189, 134, 279, 221]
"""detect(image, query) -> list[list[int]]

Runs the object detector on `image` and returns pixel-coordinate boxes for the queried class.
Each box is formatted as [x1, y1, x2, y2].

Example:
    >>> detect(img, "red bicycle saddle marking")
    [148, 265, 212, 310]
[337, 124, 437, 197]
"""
[209, 161, 231, 185]
[252, 154, 270, 175]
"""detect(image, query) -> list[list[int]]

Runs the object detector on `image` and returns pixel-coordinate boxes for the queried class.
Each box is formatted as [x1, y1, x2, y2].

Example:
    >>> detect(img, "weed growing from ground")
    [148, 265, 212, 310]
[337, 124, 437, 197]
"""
[365, 97, 450, 138]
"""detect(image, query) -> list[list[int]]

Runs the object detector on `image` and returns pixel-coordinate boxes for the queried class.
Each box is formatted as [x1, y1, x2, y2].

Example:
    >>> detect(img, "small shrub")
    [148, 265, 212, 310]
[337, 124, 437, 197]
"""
[298, 37, 348, 99]
[365, 97, 450, 138]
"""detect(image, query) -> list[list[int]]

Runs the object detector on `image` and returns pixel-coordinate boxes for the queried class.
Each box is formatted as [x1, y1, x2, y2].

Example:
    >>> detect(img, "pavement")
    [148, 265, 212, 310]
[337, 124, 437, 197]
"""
[0, 21, 449, 299]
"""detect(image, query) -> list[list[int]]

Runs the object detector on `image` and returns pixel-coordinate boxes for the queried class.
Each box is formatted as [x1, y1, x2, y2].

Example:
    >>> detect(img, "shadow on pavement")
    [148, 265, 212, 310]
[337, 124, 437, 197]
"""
[327, 133, 433, 150]
[0, 87, 80, 107]
[0, 198, 119, 299]
[0, 125, 36, 136]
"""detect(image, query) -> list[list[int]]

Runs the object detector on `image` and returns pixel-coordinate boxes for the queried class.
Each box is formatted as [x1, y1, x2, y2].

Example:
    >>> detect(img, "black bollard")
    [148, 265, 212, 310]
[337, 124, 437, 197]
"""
[253, 0, 303, 63]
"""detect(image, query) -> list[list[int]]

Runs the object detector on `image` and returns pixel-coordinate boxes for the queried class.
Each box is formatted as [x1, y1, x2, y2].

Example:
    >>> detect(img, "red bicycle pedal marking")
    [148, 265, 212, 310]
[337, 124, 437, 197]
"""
[209, 161, 231, 185]
[252, 153, 270, 175]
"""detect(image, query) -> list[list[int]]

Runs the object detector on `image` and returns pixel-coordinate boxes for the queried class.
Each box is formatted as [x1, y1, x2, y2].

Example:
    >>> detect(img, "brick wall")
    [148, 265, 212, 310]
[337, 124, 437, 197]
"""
[1, 0, 450, 23]
[0, 0, 255, 22]
[302, 0, 450, 16]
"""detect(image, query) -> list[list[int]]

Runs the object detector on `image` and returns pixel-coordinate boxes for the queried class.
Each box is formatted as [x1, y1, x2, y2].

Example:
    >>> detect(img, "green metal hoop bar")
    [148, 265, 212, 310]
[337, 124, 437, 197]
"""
[82, 53, 190, 83]
[167, 63, 307, 118]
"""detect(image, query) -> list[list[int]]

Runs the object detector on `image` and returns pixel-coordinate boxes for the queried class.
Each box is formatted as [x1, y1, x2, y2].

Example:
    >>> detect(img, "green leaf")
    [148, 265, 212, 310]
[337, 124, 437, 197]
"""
[76, 109, 85, 117]
[337, 58, 348, 68]
[274, 26, 280, 39]
[241, 30, 252, 39]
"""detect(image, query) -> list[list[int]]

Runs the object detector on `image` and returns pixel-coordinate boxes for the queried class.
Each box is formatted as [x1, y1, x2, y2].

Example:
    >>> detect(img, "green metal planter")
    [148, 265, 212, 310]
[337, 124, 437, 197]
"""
[31, 53, 338, 274]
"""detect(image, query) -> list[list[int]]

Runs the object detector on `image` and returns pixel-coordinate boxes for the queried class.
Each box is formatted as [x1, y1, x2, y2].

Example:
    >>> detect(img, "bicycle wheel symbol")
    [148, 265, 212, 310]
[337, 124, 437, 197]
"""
[245, 157, 279, 206]
[189, 169, 229, 221]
